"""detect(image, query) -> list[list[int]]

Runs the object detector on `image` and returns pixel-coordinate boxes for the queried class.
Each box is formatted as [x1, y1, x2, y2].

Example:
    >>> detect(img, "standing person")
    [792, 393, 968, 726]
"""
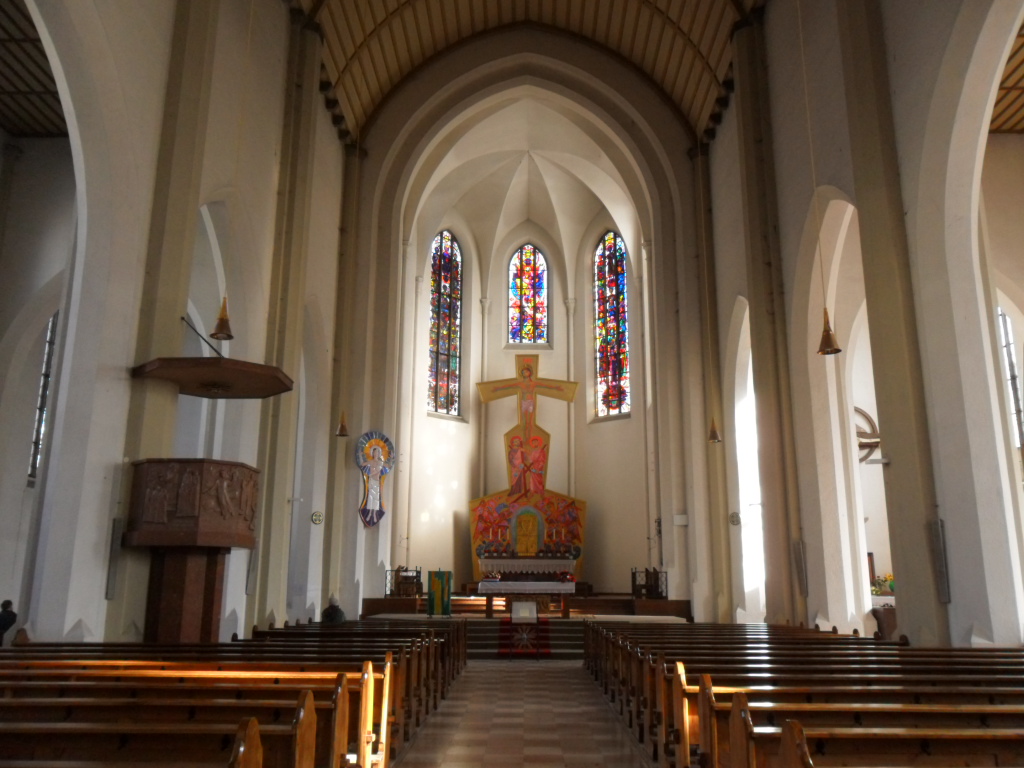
[321, 595, 345, 625]
[0, 600, 16, 644]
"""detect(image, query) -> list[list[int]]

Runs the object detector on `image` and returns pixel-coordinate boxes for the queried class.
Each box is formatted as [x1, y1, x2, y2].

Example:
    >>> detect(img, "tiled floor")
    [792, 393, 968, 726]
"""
[394, 660, 655, 768]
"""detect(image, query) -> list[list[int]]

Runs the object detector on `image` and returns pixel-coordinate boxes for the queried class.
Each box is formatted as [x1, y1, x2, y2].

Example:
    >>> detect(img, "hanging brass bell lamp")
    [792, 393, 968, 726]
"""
[817, 308, 841, 355]
[210, 296, 234, 341]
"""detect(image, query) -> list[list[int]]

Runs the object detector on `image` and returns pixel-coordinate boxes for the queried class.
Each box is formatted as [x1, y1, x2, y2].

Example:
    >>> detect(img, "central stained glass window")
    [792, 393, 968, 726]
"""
[594, 231, 630, 416]
[508, 244, 548, 343]
[427, 230, 462, 415]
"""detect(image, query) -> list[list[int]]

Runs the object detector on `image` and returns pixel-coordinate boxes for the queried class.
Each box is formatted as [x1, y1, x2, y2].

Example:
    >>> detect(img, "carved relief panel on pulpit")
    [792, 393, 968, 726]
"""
[124, 459, 259, 549]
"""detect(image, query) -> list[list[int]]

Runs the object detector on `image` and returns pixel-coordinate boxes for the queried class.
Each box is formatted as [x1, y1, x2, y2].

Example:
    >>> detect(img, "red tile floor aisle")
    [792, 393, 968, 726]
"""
[393, 659, 655, 768]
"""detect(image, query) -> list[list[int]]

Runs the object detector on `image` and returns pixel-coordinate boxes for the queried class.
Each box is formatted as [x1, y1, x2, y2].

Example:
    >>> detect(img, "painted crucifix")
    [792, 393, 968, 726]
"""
[477, 354, 577, 495]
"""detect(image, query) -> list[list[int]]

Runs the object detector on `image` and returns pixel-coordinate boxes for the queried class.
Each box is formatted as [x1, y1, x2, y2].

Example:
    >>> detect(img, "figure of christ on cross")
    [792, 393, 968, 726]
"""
[477, 354, 578, 496]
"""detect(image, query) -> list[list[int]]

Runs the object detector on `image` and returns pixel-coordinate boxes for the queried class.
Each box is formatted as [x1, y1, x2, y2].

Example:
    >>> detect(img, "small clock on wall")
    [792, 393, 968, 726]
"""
[311, 511, 324, 525]
[854, 407, 881, 463]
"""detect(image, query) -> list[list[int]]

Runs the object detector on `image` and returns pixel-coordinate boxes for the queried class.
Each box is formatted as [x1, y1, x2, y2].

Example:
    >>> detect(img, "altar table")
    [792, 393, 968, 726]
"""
[477, 580, 575, 618]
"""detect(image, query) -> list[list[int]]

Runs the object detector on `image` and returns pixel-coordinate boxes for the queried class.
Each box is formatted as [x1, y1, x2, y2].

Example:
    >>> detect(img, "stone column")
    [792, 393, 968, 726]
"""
[639, 242, 662, 567]
[322, 142, 360, 610]
[733, 14, 805, 625]
[478, 297, 491, 498]
[564, 297, 577, 497]
[392, 270, 422, 567]
[250, 11, 322, 628]
[836, 0, 949, 644]
[693, 144, 732, 622]
[108, 0, 221, 639]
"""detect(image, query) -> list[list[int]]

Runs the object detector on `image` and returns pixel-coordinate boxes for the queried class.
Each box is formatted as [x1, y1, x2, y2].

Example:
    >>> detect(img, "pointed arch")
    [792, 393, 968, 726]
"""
[427, 229, 463, 415]
[594, 230, 630, 416]
[508, 243, 548, 343]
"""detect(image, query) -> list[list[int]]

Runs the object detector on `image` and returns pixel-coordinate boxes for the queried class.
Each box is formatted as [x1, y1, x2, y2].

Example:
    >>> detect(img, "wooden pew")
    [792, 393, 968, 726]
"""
[0, 716, 264, 768]
[0, 643, 411, 758]
[584, 621, 1024, 768]
[8, 623, 449, 739]
[730, 693, 1024, 768]
[0, 689, 316, 768]
[248, 619, 465, 704]
[704, 682, 1024, 768]
[0, 614, 466, 768]
[0, 661, 390, 768]
[676, 662, 1024, 768]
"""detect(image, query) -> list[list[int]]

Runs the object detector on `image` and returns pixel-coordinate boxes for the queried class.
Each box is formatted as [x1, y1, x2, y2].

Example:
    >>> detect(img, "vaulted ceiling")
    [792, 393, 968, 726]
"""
[0, 0, 65, 138]
[4, 2, 1024, 140]
[991, 24, 1024, 133]
[292, 0, 762, 144]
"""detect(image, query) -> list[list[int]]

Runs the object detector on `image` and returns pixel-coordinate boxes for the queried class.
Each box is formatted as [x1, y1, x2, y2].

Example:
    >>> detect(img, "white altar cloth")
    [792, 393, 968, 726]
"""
[478, 580, 575, 594]
[478, 557, 576, 573]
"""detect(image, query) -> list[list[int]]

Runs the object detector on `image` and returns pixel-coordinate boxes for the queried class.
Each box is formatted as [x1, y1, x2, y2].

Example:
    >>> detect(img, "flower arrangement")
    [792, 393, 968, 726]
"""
[871, 573, 894, 595]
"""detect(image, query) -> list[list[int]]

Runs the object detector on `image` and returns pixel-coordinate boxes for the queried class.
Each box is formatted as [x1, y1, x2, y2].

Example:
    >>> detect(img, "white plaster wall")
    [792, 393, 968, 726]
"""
[981, 136, 1024, 641]
[765, 0, 856, 290]
[886, 0, 1024, 645]
[0, 322, 50, 615]
[0, 139, 75, 611]
[762, 0, 861, 632]
[0, 140, 75, 335]
[849, 319, 891, 581]
[19, 0, 313, 639]
[711, 88, 752, 619]
[404, 227, 479, 589]
[287, 103, 343, 620]
[573, 226, 648, 594]
[983, 136, 1024, 313]
[25, 0, 176, 641]
[752, 0, 1024, 641]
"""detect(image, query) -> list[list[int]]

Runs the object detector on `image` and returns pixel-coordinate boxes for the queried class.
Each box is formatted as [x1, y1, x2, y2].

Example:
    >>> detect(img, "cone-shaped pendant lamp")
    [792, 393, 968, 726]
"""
[817, 308, 842, 355]
[708, 417, 723, 444]
[210, 296, 234, 341]
[336, 410, 349, 437]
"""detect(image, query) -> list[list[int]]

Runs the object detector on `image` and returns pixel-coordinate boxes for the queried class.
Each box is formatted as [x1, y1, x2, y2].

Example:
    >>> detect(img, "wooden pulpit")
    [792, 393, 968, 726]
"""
[123, 459, 259, 642]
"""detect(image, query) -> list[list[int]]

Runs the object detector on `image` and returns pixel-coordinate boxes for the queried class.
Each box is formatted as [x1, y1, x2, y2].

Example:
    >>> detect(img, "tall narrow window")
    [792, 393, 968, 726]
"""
[427, 230, 462, 415]
[29, 312, 58, 481]
[997, 307, 1024, 450]
[594, 231, 630, 416]
[508, 244, 548, 343]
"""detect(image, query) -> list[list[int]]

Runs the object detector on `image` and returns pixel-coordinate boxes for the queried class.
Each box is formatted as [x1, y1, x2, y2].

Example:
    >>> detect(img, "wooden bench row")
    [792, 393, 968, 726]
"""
[0, 662, 382, 768]
[584, 620, 1024, 768]
[0, 617, 466, 768]
[733, 692, 1024, 768]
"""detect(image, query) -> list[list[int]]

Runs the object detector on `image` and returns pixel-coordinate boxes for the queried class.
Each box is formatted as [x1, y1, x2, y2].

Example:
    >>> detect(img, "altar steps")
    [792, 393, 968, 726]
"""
[466, 617, 586, 660]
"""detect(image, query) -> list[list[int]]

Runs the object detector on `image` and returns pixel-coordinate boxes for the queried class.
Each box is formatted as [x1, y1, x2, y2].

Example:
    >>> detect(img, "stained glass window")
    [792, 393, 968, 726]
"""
[427, 230, 462, 415]
[508, 244, 548, 343]
[594, 231, 630, 416]
[28, 312, 58, 481]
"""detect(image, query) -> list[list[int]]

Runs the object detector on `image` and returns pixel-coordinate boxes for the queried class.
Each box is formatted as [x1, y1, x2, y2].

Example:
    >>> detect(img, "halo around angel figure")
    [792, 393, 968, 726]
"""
[354, 431, 396, 527]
